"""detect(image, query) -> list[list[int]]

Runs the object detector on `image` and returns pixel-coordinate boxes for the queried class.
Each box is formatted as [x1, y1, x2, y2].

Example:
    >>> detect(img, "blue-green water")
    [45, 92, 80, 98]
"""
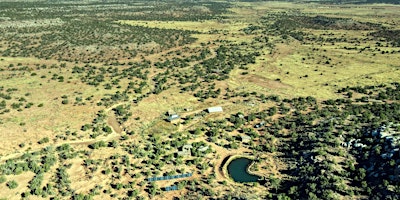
[227, 157, 260, 183]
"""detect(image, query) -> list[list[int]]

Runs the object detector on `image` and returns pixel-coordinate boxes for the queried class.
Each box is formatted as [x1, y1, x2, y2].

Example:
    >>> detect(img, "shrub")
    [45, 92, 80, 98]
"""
[7, 180, 18, 189]
[0, 175, 6, 183]
[61, 99, 69, 104]
[38, 137, 50, 144]
[89, 141, 107, 149]
[81, 124, 91, 131]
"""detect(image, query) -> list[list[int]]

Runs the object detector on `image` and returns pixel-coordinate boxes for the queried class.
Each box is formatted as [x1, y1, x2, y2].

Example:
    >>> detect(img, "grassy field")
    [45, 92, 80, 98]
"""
[119, 20, 247, 32]
[225, 2, 400, 99]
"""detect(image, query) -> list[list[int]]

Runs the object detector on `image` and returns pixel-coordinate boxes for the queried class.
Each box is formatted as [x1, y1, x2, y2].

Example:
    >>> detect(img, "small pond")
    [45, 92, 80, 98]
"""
[227, 157, 260, 183]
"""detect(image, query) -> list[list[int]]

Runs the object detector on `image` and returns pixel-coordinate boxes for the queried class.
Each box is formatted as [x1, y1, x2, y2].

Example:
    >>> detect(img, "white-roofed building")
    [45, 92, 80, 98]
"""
[207, 106, 223, 113]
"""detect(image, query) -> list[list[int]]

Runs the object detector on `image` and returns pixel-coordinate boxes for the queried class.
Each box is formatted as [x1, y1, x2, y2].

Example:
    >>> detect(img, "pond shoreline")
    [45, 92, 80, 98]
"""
[221, 154, 263, 182]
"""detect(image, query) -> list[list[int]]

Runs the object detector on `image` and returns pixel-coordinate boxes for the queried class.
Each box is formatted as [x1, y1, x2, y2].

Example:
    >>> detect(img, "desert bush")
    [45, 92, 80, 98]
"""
[7, 180, 18, 189]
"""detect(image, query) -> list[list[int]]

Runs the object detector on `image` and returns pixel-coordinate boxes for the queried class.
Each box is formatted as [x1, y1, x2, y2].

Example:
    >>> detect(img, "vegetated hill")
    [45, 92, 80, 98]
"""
[365, 0, 400, 4]
[0, 0, 230, 63]
[308, 0, 400, 4]
[270, 15, 381, 31]
[5, 0, 399, 5]
[369, 30, 400, 46]
[236, 0, 399, 4]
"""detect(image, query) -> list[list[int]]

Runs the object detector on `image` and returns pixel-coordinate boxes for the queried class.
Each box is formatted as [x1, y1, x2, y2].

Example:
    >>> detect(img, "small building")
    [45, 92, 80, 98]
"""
[167, 110, 176, 116]
[207, 106, 223, 113]
[241, 135, 252, 143]
[167, 114, 180, 122]
[353, 142, 366, 148]
[198, 145, 209, 152]
[177, 144, 193, 157]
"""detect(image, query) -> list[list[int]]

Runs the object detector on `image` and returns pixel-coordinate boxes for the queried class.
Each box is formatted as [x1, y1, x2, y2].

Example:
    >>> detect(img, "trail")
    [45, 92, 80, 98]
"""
[0, 131, 119, 163]
[0, 101, 125, 163]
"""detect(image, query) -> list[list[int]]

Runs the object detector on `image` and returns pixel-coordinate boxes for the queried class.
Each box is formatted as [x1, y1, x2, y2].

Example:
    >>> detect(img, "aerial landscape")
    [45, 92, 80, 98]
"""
[0, 0, 399, 199]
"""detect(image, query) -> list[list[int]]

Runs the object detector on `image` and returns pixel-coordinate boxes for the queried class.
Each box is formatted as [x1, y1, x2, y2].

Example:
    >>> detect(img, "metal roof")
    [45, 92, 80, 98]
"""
[207, 106, 223, 113]
[167, 114, 180, 121]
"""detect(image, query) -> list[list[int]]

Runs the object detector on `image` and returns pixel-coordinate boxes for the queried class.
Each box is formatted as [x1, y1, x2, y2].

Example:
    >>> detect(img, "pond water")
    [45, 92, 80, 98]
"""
[227, 157, 260, 183]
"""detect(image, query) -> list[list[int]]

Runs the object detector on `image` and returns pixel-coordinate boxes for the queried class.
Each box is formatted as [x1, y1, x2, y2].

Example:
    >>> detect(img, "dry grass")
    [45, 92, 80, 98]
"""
[0, 171, 35, 199]
[119, 20, 247, 33]
[125, 87, 198, 130]
[225, 3, 400, 99]
[0, 61, 108, 155]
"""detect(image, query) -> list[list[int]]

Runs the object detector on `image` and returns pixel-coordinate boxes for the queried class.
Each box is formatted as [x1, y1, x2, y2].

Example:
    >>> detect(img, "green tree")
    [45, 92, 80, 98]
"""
[0, 175, 6, 183]
[270, 176, 281, 193]
[7, 180, 18, 189]
[38, 137, 50, 144]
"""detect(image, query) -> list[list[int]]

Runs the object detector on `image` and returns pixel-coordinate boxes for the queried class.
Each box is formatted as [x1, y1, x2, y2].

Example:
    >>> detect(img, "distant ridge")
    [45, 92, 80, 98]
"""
[235, 0, 399, 5]
[365, 0, 400, 4]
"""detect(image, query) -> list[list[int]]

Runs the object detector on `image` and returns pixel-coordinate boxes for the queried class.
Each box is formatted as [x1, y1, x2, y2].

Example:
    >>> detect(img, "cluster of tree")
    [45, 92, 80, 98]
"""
[113, 105, 132, 124]
[81, 111, 114, 138]
[0, 86, 36, 114]
[255, 84, 400, 199]
[259, 11, 392, 48]
[0, 9, 197, 63]
[53, 165, 73, 197]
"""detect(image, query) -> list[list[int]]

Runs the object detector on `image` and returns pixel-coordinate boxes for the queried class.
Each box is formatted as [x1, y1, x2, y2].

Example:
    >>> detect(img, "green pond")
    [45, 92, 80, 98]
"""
[227, 157, 260, 183]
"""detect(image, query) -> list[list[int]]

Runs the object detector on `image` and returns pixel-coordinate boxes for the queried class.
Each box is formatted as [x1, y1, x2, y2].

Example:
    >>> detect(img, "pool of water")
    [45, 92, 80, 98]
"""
[227, 157, 260, 183]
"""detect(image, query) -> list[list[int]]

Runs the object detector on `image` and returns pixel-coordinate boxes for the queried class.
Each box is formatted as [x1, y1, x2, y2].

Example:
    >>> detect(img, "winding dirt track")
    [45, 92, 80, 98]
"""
[0, 131, 120, 163]
[0, 102, 124, 163]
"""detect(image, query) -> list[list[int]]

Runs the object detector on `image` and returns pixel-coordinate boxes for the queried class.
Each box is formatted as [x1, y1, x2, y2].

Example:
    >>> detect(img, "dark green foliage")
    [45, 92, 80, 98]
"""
[54, 165, 72, 196]
[366, 0, 399, 4]
[88, 141, 107, 149]
[102, 126, 112, 134]
[11, 102, 22, 109]
[0, 12, 198, 63]
[61, 99, 69, 105]
[28, 173, 44, 196]
[260, 84, 400, 200]
[113, 105, 132, 123]
[81, 124, 91, 131]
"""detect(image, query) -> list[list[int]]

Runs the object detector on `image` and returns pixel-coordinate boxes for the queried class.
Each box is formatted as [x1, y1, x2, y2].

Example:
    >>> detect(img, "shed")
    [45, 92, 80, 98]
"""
[177, 144, 193, 156]
[198, 145, 209, 152]
[167, 114, 180, 122]
[207, 106, 223, 113]
[167, 110, 176, 116]
[241, 135, 252, 143]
